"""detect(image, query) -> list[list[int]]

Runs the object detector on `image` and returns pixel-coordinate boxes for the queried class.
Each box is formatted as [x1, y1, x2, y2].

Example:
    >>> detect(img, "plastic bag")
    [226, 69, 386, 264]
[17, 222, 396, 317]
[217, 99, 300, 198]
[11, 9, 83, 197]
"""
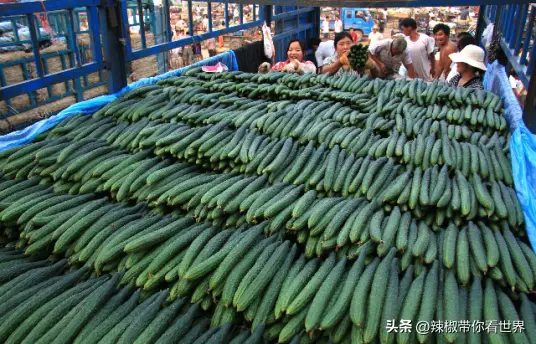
[482, 23, 494, 48]
[202, 62, 229, 73]
[262, 22, 274, 61]
[0, 21, 23, 35]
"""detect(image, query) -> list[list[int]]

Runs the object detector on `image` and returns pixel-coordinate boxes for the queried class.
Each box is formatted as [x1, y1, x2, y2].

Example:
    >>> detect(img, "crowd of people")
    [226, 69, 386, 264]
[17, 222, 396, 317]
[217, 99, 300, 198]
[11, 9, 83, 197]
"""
[266, 17, 487, 90]
[167, 3, 257, 70]
[168, 13, 225, 69]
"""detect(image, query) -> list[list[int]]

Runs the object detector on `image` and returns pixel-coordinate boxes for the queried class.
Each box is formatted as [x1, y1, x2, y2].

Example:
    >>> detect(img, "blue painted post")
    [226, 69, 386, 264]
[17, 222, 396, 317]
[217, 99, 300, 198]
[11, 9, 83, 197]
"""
[136, 0, 147, 49]
[207, 1, 213, 32]
[506, 5, 517, 45]
[154, 1, 168, 75]
[475, 5, 486, 44]
[163, 0, 172, 43]
[99, 4, 127, 93]
[26, 13, 45, 78]
[512, 4, 527, 53]
[67, 9, 83, 102]
[520, 6, 535, 66]
[224, 3, 229, 28]
[523, 67, 536, 132]
[492, 5, 503, 37]
[88, 6, 102, 63]
[188, 0, 194, 34]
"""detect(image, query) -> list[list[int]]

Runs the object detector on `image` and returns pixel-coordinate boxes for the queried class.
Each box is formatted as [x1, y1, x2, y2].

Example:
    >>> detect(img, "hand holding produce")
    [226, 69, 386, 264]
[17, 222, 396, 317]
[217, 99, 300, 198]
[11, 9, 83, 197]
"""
[347, 43, 369, 70]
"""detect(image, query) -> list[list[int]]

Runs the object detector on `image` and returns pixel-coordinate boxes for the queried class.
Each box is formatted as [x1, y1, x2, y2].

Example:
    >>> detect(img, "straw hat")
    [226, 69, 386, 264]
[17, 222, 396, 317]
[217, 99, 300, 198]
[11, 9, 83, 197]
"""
[449, 44, 487, 71]
[372, 24, 379, 30]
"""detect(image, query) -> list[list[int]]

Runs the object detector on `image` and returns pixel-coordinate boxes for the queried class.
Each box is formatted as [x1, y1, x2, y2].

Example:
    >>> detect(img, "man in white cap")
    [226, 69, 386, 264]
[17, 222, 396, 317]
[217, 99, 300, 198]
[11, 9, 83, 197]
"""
[447, 44, 487, 89]
[368, 24, 383, 46]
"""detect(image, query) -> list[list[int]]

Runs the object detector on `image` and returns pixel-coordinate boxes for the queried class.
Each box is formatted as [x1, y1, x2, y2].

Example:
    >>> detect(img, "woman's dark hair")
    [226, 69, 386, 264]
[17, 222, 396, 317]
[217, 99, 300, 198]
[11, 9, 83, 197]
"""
[456, 31, 473, 40]
[309, 37, 321, 49]
[400, 18, 417, 30]
[287, 39, 306, 55]
[433, 23, 450, 36]
[334, 32, 353, 48]
[457, 35, 476, 51]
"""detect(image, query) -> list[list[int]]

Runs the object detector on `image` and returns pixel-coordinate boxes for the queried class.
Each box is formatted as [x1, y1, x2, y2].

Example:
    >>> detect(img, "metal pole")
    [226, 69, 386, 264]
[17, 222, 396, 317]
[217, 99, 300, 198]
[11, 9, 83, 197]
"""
[475, 5, 486, 44]
[265, 5, 272, 26]
[492, 5, 503, 38]
[154, 3, 168, 75]
[523, 70, 536, 132]
[100, 5, 127, 93]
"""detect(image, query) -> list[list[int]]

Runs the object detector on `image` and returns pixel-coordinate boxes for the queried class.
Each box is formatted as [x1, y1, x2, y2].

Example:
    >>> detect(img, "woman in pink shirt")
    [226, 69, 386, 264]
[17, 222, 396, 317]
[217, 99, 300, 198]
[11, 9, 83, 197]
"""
[271, 39, 316, 74]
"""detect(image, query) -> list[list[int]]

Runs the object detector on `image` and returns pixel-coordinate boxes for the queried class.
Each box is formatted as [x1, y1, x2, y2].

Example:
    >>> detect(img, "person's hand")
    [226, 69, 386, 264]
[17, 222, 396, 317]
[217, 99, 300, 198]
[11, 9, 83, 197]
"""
[289, 59, 300, 69]
[365, 57, 377, 71]
[430, 67, 436, 78]
[379, 62, 388, 74]
[339, 53, 350, 66]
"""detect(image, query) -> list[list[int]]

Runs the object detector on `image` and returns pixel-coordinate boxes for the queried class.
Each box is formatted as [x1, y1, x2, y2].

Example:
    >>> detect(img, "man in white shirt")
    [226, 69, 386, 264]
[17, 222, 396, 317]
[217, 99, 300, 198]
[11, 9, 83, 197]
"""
[368, 25, 383, 46]
[381, 8, 388, 22]
[401, 18, 435, 81]
[334, 15, 343, 33]
[202, 15, 209, 32]
[315, 38, 335, 72]
[322, 16, 330, 38]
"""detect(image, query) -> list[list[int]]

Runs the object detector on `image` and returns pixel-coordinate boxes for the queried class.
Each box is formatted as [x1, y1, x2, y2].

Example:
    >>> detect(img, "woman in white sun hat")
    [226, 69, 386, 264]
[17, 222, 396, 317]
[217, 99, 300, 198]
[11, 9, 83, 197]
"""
[447, 44, 487, 90]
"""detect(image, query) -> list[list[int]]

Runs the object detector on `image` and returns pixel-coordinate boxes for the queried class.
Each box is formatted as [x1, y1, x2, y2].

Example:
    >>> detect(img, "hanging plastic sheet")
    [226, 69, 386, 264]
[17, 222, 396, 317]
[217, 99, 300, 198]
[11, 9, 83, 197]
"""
[483, 61, 536, 251]
[0, 50, 238, 152]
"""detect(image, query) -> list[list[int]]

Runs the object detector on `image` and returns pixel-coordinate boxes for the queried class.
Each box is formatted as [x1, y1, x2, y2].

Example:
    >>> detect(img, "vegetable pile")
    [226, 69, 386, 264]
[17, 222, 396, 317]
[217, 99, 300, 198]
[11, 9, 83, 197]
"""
[0, 68, 534, 344]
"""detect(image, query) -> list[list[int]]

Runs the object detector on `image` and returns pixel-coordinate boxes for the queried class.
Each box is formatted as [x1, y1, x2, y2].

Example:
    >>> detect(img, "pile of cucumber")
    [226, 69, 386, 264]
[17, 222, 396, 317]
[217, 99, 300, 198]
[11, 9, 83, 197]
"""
[0, 68, 534, 344]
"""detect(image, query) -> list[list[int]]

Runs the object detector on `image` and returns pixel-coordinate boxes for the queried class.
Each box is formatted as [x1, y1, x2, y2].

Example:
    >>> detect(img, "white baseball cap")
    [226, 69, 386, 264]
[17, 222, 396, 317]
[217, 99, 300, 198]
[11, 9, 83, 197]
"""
[449, 44, 487, 71]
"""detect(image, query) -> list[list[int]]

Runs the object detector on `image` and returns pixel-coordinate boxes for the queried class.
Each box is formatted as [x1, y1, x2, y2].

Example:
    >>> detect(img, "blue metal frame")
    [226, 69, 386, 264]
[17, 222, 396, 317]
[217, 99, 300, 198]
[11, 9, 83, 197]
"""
[120, 0, 265, 61]
[0, 0, 266, 123]
[272, 6, 318, 62]
[0, 3, 152, 48]
[482, 4, 534, 88]
[0, 0, 105, 102]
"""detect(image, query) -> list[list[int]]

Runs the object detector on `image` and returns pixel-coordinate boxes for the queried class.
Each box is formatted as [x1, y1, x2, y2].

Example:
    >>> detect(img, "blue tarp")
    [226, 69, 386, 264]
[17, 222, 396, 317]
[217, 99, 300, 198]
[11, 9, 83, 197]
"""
[483, 61, 536, 250]
[0, 50, 238, 152]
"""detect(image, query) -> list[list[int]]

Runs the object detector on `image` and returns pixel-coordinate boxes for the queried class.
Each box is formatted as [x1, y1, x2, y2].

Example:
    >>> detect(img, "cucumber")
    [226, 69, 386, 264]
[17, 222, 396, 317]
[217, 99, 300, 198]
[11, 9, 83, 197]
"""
[363, 249, 397, 342]
[305, 256, 347, 331]
[350, 257, 380, 326]
[396, 271, 426, 344]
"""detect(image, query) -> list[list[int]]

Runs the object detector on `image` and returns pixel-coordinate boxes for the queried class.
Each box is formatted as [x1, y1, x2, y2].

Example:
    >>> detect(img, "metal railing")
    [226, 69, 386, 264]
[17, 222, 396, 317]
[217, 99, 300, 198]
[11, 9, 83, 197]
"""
[483, 4, 535, 88]
[0, 0, 275, 130]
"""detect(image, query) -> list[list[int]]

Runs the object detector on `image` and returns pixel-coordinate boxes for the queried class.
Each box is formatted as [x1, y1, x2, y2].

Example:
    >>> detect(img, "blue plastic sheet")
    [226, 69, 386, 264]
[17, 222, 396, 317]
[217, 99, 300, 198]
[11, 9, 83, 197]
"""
[484, 61, 536, 250]
[0, 50, 238, 152]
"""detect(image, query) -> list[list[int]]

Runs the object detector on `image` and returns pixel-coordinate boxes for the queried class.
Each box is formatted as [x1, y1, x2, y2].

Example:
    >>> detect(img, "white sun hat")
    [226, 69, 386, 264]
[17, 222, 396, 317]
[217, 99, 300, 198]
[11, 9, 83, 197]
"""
[449, 44, 487, 71]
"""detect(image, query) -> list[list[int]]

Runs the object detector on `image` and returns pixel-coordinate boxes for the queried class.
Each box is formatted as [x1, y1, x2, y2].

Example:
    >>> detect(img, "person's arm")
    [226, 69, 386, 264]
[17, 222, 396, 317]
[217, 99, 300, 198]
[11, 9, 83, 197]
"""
[300, 61, 317, 74]
[435, 63, 444, 80]
[405, 63, 416, 79]
[443, 45, 455, 78]
[368, 52, 385, 73]
[428, 37, 436, 78]
[315, 48, 324, 72]
[321, 58, 343, 74]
